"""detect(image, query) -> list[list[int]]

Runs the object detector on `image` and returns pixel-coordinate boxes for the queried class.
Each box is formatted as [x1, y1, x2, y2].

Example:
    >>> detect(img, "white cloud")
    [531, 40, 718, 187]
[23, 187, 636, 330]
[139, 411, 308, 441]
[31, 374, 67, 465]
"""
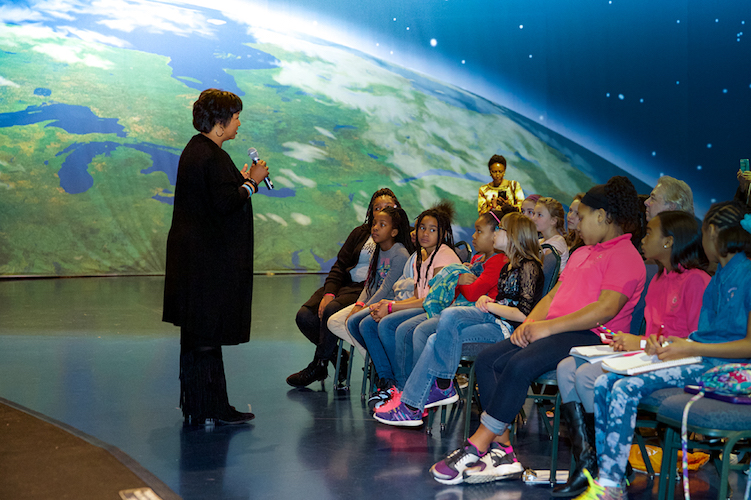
[278, 168, 317, 188]
[32, 43, 113, 69]
[290, 213, 312, 225]
[314, 126, 336, 139]
[265, 213, 288, 226]
[60, 26, 131, 48]
[281, 142, 327, 164]
[0, 76, 20, 87]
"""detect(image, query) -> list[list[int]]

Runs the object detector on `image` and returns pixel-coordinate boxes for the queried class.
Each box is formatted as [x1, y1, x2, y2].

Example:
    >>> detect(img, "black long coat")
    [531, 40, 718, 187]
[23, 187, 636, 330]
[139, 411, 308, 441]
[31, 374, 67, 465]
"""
[163, 134, 254, 346]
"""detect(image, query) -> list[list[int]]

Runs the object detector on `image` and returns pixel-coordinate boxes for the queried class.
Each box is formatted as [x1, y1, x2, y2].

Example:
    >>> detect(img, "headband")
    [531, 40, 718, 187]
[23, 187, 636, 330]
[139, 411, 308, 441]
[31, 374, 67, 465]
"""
[488, 211, 502, 227]
[580, 184, 610, 213]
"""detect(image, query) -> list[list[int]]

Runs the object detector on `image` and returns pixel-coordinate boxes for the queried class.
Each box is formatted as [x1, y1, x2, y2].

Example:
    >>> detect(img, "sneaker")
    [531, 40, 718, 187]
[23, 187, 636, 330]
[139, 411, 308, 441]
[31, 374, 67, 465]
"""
[463, 442, 523, 483]
[373, 402, 424, 427]
[368, 385, 398, 408]
[374, 389, 402, 411]
[425, 380, 459, 409]
[455, 374, 469, 389]
[430, 441, 484, 485]
[572, 469, 625, 500]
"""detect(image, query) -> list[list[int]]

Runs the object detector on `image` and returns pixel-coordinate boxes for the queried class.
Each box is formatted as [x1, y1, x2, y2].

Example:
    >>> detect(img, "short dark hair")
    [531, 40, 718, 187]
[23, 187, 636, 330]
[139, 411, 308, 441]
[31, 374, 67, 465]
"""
[365, 188, 401, 227]
[192, 89, 243, 133]
[487, 155, 507, 170]
[703, 201, 751, 258]
[654, 211, 707, 275]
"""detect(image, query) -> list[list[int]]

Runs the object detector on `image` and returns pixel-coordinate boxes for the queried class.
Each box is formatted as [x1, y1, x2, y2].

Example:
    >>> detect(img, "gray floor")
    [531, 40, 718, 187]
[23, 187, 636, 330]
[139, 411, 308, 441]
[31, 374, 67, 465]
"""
[0, 275, 746, 499]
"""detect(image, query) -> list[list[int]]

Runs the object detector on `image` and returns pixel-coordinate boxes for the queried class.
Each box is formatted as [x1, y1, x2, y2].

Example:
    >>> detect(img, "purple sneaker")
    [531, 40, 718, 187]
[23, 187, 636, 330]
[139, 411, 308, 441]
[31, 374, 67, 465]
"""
[373, 402, 424, 427]
[430, 441, 484, 485]
[463, 442, 523, 483]
[425, 380, 459, 409]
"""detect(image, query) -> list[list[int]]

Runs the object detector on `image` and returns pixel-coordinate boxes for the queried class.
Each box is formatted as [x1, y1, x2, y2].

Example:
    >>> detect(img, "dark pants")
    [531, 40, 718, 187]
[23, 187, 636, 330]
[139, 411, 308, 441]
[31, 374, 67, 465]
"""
[296, 283, 363, 361]
[179, 330, 230, 419]
[475, 330, 601, 424]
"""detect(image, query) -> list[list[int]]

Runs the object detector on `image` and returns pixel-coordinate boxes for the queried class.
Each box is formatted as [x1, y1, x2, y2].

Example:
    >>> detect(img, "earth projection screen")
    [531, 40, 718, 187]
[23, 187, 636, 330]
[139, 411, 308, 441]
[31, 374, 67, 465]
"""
[0, 0, 748, 276]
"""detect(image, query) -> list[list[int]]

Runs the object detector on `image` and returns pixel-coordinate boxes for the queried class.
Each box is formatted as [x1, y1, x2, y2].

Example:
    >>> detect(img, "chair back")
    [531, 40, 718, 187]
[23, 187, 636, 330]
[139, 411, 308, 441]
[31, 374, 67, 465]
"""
[454, 240, 472, 264]
[541, 243, 561, 295]
[629, 262, 659, 335]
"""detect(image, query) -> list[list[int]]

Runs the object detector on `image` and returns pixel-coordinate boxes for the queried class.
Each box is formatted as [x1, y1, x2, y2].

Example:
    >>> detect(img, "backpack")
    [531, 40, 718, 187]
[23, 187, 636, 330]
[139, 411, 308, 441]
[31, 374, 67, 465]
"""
[680, 363, 751, 500]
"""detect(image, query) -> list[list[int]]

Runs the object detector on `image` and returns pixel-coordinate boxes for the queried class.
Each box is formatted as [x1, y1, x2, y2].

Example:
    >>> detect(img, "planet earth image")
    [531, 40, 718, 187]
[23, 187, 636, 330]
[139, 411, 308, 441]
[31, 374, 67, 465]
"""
[0, 1, 650, 276]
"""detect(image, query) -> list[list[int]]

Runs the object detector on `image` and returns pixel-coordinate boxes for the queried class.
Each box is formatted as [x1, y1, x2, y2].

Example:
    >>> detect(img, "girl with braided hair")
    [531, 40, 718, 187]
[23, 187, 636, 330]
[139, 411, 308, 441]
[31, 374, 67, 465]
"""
[357, 201, 461, 403]
[286, 188, 401, 388]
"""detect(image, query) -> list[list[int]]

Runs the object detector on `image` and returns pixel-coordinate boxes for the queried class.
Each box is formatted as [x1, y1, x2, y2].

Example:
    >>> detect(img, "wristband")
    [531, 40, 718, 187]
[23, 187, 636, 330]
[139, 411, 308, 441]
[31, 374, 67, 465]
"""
[247, 178, 259, 193]
[241, 183, 253, 197]
[324, 293, 335, 298]
[355, 301, 366, 307]
[387, 301, 394, 314]
[640, 339, 647, 349]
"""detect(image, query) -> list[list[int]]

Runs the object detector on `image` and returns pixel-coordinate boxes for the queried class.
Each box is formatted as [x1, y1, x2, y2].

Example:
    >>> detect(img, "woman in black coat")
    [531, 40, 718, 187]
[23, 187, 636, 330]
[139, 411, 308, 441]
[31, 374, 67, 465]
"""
[163, 88, 268, 425]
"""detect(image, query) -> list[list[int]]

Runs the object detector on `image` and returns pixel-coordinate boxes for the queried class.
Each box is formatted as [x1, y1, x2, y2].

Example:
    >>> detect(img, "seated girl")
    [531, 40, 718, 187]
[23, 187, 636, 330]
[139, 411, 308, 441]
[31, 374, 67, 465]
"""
[352, 202, 461, 401]
[566, 193, 585, 252]
[373, 212, 543, 426]
[429, 176, 646, 486]
[326, 207, 413, 358]
[520, 194, 540, 220]
[577, 201, 751, 500]
[286, 188, 400, 388]
[552, 210, 710, 497]
[534, 196, 570, 271]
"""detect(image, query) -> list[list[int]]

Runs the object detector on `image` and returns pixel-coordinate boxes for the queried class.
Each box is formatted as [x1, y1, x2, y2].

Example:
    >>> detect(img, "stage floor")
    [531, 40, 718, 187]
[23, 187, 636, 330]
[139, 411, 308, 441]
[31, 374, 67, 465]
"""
[0, 275, 746, 499]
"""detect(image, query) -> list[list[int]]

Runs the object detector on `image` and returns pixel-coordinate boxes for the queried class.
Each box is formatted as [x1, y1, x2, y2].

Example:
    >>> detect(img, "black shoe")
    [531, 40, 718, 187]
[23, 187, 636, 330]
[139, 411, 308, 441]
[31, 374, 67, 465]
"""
[286, 359, 328, 387]
[214, 407, 255, 425]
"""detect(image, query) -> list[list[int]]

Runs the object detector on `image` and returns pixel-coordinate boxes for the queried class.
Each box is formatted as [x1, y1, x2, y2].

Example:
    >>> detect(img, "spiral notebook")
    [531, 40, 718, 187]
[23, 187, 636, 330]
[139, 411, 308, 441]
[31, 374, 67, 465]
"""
[601, 352, 703, 375]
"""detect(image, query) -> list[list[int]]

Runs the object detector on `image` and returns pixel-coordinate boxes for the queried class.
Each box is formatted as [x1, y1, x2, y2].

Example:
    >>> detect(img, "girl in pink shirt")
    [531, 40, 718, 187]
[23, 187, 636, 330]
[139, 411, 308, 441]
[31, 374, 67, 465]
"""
[553, 210, 709, 496]
[430, 176, 646, 486]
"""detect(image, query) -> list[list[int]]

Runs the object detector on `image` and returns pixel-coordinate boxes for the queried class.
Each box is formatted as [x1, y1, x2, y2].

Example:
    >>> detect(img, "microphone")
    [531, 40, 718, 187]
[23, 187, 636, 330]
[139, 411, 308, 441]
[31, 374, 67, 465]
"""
[247, 148, 274, 190]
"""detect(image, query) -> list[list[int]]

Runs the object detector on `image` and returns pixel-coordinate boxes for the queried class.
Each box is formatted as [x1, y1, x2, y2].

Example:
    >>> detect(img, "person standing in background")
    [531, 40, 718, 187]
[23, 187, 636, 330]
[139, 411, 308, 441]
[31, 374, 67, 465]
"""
[478, 155, 525, 214]
[163, 88, 269, 426]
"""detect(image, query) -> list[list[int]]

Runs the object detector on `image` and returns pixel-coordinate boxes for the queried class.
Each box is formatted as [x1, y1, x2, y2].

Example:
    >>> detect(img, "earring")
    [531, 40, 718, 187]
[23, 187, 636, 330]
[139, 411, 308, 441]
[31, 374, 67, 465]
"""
[663, 244, 668, 248]
[216, 128, 224, 138]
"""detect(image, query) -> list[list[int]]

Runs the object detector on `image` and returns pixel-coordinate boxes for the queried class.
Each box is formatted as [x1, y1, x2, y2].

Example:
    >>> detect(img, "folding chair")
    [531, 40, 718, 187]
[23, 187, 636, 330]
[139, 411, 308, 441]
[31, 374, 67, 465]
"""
[656, 392, 751, 500]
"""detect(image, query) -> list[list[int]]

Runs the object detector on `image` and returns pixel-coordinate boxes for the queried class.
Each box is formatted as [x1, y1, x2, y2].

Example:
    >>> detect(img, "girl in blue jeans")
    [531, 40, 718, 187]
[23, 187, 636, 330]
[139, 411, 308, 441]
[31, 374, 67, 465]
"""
[353, 202, 460, 400]
[374, 212, 543, 426]
[578, 201, 751, 500]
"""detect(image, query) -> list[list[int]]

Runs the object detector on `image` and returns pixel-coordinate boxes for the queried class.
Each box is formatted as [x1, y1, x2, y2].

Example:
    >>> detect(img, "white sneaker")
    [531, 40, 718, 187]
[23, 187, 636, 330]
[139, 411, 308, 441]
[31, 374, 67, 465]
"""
[463, 443, 523, 484]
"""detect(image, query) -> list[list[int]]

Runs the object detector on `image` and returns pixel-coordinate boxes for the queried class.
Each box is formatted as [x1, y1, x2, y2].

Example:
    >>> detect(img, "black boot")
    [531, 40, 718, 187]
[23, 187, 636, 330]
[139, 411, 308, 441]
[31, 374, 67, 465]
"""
[552, 402, 598, 497]
[286, 358, 328, 387]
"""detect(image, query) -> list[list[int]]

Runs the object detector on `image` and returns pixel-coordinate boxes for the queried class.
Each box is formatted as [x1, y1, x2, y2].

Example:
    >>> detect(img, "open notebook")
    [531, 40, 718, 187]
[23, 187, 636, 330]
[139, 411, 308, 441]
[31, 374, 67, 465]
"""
[602, 352, 703, 376]
[569, 345, 626, 364]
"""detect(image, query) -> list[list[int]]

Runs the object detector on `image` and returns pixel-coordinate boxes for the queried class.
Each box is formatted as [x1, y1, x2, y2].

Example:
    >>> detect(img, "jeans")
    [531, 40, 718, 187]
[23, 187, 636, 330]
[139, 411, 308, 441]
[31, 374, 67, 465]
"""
[400, 306, 509, 410]
[357, 308, 425, 384]
[393, 312, 430, 387]
[594, 360, 718, 483]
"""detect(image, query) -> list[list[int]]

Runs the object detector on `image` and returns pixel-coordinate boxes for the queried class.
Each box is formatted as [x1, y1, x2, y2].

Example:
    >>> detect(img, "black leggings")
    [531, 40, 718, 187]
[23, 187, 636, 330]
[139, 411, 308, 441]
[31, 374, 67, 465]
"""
[475, 330, 601, 424]
[296, 284, 363, 361]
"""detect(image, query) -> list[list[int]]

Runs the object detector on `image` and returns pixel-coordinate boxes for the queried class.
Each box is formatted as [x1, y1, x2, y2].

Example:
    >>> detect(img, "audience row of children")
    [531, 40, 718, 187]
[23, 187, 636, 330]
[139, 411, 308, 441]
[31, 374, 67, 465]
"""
[285, 167, 751, 500]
